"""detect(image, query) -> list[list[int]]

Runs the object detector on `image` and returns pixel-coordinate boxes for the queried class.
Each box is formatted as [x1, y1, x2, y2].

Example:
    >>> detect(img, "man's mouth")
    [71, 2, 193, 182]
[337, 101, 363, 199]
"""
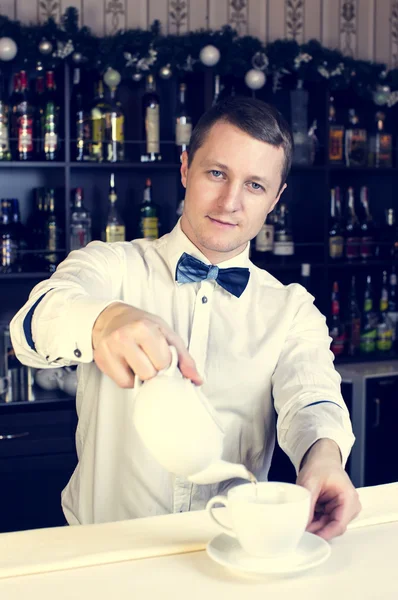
[208, 216, 237, 227]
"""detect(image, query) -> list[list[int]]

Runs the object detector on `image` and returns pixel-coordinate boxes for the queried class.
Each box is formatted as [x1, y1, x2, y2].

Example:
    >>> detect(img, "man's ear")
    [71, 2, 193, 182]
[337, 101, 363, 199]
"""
[180, 151, 188, 188]
[270, 182, 287, 212]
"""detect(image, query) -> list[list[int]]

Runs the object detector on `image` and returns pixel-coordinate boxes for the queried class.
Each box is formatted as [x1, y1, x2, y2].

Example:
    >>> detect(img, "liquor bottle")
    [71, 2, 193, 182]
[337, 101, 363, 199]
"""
[141, 74, 161, 163]
[0, 199, 18, 273]
[10, 72, 21, 159]
[89, 80, 107, 162]
[273, 203, 294, 256]
[43, 188, 60, 272]
[43, 71, 59, 161]
[34, 74, 45, 158]
[360, 275, 377, 354]
[70, 188, 92, 250]
[328, 96, 344, 164]
[330, 281, 346, 357]
[376, 271, 394, 352]
[17, 71, 34, 161]
[72, 68, 90, 162]
[300, 263, 311, 291]
[0, 75, 11, 161]
[212, 74, 221, 107]
[359, 186, 375, 260]
[368, 111, 392, 168]
[103, 85, 124, 162]
[139, 178, 159, 240]
[9, 198, 26, 255]
[175, 83, 192, 158]
[387, 267, 398, 349]
[105, 173, 125, 242]
[344, 186, 360, 260]
[345, 108, 367, 167]
[255, 213, 274, 254]
[379, 208, 398, 259]
[346, 275, 361, 357]
[328, 187, 344, 259]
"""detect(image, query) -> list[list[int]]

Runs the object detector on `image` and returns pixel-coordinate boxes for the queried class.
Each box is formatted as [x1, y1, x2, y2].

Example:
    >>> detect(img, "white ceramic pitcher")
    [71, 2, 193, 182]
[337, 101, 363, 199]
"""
[132, 347, 254, 485]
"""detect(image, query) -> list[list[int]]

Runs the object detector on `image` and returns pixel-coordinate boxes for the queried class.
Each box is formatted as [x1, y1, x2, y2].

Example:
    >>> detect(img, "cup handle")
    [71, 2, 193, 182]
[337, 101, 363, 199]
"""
[133, 346, 179, 391]
[206, 495, 237, 538]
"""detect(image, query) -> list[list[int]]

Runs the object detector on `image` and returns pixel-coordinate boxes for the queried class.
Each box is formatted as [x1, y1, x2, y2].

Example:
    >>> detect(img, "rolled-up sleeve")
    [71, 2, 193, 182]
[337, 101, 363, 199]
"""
[272, 285, 355, 473]
[10, 241, 128, 369]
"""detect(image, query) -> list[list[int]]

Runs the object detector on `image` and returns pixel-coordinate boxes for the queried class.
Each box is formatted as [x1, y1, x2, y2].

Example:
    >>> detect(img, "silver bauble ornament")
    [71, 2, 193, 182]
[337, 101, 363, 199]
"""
[0, 37, 17, 61]
[72, 52, 83, 64]
[245, 69, 266, 90]
[199, 44, 220, 67]
[39, 38, 53, 55]
[373, 84, 390, 106]
[251, 51, 269, 71]
[103, 67, 121, 88]
[132, 72, 143, 82]
[159, 64, 172, 79]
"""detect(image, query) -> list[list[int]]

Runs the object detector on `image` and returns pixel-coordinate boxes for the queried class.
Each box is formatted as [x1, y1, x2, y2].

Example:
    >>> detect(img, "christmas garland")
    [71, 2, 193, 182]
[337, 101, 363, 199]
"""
[0, 6, 396, 105]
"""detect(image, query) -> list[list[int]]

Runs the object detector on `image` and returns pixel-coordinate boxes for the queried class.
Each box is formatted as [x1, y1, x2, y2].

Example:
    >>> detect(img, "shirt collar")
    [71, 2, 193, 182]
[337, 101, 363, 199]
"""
[165, 218, 251, 280]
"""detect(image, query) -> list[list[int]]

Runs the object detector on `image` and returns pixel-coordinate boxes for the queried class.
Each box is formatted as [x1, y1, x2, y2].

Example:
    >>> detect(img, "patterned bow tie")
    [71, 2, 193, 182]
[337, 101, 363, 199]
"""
[175, 252, 250, 298]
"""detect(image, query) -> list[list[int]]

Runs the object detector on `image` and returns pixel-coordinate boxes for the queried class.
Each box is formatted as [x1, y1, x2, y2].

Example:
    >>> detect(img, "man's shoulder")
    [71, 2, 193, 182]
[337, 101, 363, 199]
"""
[249, 262, 312, 304]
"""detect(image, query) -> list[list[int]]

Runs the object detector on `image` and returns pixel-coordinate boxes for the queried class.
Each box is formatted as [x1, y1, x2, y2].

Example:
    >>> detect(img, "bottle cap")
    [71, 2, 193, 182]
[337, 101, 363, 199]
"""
[301, 263, 311, 277]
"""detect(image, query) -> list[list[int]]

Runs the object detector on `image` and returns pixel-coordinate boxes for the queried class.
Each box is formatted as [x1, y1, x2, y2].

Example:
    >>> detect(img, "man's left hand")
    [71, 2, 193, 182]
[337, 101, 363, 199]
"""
[296, 438, 361, 541]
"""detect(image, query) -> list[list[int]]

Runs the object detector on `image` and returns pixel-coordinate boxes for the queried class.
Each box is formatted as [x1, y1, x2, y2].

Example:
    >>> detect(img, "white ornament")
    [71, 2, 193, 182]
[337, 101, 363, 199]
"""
[72, 52, 83, 64]
[0, 37, 17, 61]
[245, 69, 266, 90]
[373, 84, 390, 106]
[199, 44, 220, 67]
[251, 52, 269, 71]
[56, 39, 74, 59]
[39, 38, 53, 55]
[103, 67, 121, 88]
[159, 64, 172, 79]
[132, 72, 143, 82]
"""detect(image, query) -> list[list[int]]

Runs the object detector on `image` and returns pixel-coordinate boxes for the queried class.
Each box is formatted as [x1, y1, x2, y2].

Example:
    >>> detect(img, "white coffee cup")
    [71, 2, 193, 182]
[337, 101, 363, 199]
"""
[206, 481, 311, 558]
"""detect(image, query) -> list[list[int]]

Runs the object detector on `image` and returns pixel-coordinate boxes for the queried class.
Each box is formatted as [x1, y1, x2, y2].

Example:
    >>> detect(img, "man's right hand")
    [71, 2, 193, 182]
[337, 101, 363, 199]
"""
[92, 302, 202, 388]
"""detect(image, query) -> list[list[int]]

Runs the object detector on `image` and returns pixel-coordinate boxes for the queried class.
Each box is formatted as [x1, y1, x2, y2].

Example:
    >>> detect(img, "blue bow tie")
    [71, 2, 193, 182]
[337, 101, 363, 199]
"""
[175, 252, 250, 298]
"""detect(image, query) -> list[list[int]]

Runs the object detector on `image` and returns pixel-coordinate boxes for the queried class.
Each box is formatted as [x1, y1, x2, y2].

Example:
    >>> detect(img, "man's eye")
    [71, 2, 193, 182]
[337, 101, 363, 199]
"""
[249, 182, 264, 191]
[210, 170, 223, 178]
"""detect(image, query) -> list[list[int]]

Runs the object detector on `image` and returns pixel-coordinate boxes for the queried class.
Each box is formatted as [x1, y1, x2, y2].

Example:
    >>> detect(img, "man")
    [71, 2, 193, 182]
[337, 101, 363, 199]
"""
[10, 97, 360, 539]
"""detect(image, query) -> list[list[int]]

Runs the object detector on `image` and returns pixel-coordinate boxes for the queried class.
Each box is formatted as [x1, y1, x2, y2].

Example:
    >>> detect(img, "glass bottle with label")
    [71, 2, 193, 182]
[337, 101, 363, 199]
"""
[17, 70, 34, 161]
[0, 76, 11, 161]
[273, 203, 294, 257]
[359, 186, 375, 260]
[175, 83, 192, 159]
[34, 74, 45, 158]
[141, 74, 161, 163]
[379, 208, 398, 259]
[328, 187, 344, 259]
[387, 267, 398, 349]
[300, 263, 311, 291]
[330, 281, 346, 357]
[0, 199, 18, 273]
[89, 81, 107, 162]
[103, 85, 124, 162]
[44, 188, 60, 272]
[73, 68, 90, 162]
[70, 187, 92, 250]
[368, 111, 392, 168]
[346, 275, 361, 357]
[344, 186, 361, 260]
[255, 213, 274, 254]
[360, 275, 377, 354]
[345, 108, 367, 167]
[10, 72, 21, 159]
[377, 271, 394, 352]
[105, 173, 125, 242]
[328, 96, 344, 164]
[43, 71, 59, 161]
[139, 178, 159, 240]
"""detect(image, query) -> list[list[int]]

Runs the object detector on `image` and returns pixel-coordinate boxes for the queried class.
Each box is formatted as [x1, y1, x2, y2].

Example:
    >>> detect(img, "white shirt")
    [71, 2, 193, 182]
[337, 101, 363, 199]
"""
[10, 220, 354, 525]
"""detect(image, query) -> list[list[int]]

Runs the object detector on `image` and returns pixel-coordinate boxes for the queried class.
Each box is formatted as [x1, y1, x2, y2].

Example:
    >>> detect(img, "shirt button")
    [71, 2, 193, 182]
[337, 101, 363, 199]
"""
[74, 349, 82, 358]
[202, 296, 208, 304]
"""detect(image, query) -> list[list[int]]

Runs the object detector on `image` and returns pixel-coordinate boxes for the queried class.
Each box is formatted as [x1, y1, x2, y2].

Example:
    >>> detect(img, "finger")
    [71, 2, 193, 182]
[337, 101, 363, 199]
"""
[306, 514, 329, 534]
[313, 503, 348, 540]
[94, 343, 136, 388]
[122, 340, 159, 381]
[128, 323, 173, 373]
[160, 327, 203, 385]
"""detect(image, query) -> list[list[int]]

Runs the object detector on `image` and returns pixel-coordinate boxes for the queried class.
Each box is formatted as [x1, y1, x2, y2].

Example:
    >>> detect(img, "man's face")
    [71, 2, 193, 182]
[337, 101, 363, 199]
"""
[180, 121, 287, 264]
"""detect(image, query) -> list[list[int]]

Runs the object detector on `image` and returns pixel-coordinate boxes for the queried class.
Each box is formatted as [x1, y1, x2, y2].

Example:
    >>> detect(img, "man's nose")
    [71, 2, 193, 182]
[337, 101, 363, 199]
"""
[217, 183, 242, 211]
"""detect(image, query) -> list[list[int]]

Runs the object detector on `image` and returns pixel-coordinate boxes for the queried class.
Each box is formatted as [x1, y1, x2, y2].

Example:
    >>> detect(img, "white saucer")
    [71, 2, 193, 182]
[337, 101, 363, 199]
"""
[206, 532, 331, 577]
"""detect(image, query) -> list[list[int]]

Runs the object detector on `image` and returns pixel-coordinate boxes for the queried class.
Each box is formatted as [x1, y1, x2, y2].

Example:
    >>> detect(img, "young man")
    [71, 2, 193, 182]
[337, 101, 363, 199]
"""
[10, 97, 360, 538]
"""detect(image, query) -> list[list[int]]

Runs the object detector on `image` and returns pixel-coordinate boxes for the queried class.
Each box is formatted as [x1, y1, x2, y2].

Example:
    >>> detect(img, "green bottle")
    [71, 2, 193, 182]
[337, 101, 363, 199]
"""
[139, 178, 159, 240]
[376, 271, 394, 352]
[360, 275, 377, 354]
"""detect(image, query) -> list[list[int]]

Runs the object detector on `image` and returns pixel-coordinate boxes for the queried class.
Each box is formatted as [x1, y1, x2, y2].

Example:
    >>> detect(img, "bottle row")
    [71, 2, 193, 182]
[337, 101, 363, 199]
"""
[0, 174, 161, 273]
[329, 270, 398, 358]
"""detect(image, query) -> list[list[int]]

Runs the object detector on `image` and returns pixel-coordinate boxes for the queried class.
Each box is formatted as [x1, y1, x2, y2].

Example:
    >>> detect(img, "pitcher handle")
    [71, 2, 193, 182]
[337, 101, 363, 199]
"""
[133, 345, 180, 391]
[206, 495, 236, 538]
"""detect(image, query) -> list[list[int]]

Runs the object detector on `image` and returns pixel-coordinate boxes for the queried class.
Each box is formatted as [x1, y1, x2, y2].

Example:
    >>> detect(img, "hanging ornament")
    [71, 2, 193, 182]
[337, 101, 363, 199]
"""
[56, 39, 74, 59]
[251, 52, 269, 71]
[103, 67, 121, 88]
[132, 72, 143, 82]
[0, 37, 17, 61]
[159, 64, 172, 79]
[36, 61, 44, 72]
[124, 52, 136, 68]
[39, 38, 53, 55]
[373, 84, 390, 106]
[245, 69, 266, 90]
[199, 44, 220, 67]
[72, 52, 83, 64]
